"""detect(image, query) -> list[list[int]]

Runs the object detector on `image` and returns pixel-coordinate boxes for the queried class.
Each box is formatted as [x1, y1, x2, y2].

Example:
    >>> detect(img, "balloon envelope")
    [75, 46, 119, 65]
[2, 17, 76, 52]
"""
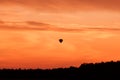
[59, 39, 63, 43]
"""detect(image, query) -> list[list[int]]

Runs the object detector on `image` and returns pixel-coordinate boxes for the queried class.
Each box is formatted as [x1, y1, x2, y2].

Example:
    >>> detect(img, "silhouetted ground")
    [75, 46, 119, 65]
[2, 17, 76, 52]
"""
[0, 61, 120, 80]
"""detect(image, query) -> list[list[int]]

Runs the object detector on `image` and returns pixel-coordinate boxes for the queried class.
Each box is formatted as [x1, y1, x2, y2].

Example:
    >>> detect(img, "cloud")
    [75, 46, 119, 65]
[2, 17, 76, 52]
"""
[0, 21, 120, 32]
[85, 27, 120, 31]
[0, 0, 120, 12]
[0, 21, 82, 31]
[26, 21, 51, 26]
[0, 20, 4, 24]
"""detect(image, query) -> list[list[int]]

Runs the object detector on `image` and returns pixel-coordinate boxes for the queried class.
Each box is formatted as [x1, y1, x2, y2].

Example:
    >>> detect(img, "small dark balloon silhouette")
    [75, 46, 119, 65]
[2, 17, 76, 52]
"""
[59, 39, 63, 43]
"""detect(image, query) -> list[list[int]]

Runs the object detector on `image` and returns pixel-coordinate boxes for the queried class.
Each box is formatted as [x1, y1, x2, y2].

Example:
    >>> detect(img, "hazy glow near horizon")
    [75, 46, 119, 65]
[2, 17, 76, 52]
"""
[0, 0, 120, 69]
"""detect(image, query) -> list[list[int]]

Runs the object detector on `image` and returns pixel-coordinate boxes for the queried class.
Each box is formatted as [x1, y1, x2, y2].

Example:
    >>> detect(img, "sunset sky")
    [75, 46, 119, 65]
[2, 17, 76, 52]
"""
[0, 0, 120, 69]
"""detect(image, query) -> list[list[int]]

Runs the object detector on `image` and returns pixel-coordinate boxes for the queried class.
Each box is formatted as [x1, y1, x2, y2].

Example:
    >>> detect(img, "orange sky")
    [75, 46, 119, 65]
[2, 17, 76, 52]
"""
[0, 0, 120, 69]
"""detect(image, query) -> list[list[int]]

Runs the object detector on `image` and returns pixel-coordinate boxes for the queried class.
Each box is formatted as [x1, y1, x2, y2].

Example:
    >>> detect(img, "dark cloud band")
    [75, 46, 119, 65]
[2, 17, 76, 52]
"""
[0, 0, 120, 12]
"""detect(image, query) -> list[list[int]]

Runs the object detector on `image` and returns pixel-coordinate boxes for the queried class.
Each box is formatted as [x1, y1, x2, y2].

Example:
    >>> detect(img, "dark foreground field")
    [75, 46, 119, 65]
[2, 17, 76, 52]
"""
[0, 61, 120, 80]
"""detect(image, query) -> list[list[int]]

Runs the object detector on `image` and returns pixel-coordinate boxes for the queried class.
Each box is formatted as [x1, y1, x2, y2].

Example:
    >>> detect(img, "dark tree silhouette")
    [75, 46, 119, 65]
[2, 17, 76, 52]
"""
[0, 61, 120, 80]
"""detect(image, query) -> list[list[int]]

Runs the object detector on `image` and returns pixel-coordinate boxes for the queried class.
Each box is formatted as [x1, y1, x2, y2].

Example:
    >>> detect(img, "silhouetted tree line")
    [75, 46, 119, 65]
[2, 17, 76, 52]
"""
[0, 61, 120, 80]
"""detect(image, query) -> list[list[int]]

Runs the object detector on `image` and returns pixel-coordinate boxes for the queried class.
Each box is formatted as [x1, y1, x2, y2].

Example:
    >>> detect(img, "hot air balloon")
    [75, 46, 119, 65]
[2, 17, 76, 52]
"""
[59, 39, 63, 43]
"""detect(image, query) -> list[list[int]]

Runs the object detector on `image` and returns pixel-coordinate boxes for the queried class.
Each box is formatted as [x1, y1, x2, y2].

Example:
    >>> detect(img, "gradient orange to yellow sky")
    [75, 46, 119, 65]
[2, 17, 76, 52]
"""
[0, 0, 120, 69]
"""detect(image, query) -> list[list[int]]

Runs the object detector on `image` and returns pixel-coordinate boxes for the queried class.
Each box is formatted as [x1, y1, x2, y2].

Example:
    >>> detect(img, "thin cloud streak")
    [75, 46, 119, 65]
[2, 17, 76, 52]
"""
[0, 21, 120, 32]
